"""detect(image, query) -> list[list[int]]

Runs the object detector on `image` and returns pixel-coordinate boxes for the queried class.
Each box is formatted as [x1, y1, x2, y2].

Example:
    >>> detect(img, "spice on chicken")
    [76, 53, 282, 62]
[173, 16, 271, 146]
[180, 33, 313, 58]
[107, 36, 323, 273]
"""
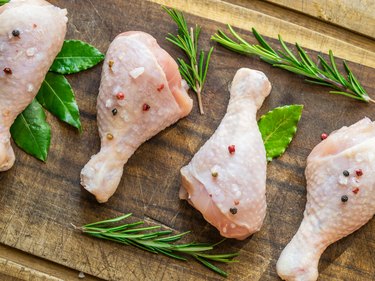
[341, 195, 348, 202]
[142, 103, 150, 111]
[229, 207, 238, 215]
[108, 60, 114, 68]
[116, 92, 125, 100]
[343, 170, 349, 177]
[228, 145, 236, 154]
[157, 84, 164, 92]
[320, 133, 328, 140]
[112, 108, 118, 116]
[234, 200, 239, 205]
[352, 188, 360, 194]
[355, 169, 363, 177]
[211, 171, 218, 178]
[106, 133, 114, 140]
[3, 67, 12, 74]
[12, 30, 20, 37]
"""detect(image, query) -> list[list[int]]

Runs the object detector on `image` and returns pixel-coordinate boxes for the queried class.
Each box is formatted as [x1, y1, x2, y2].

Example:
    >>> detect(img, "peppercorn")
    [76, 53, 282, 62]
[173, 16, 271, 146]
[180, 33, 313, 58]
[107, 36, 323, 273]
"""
[211, 171, 218, 178]
[341, 195, 348, 202]
[343, 170, 349, 177]
[321, 133, 328, 140]
[229, 207, 238, 215]
[352, 188, 359, 194]
[116, 92, 125, 100]
[142, 103, 150, 111]
[12, 30, 20, 37]
[112, 108, 118, 116]
[157, 84, 164, 92]
[3, 67, 12, 74]
[355, 169, 363, 177]
[108, 60, 114, 68]
[228, 145, 236, 154]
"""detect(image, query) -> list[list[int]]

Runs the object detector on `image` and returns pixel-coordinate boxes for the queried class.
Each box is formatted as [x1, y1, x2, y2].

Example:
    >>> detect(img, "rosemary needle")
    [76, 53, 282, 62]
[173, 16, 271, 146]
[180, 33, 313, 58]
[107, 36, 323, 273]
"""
[75, 213, 238, 277]
[164, 7, 214, 115]
[212, 25, 372, 103]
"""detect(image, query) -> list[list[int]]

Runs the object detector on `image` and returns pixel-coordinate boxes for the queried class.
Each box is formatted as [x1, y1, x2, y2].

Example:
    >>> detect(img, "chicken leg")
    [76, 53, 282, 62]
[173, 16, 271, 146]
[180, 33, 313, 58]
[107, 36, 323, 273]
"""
[277, 118, 375, 281]
[80, 32, 193, 203]
[0, 0, 67, 171]
[180, 68, 271, 240]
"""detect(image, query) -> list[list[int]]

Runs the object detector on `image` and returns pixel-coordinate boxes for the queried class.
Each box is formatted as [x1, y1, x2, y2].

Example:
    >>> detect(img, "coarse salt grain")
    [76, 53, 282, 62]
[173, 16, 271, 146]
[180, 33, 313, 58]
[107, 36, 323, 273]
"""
[27, 84, 34, 92]
[105, 99, 113, 108]
[129, 67, 144, 79]
[26, 47, 37, 57]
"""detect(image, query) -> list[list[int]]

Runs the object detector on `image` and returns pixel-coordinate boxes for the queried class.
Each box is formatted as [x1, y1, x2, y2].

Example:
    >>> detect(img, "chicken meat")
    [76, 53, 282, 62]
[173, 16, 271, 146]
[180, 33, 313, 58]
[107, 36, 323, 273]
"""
[81, 31, 193, 203]
[0, 0, 67, 171]
[277, 117, 375, 281]
[180, 68, 271, 240]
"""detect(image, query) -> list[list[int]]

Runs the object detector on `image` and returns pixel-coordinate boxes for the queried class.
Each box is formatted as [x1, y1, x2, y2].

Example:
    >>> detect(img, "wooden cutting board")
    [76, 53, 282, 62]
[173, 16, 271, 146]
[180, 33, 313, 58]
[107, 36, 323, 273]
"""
[1, 0, 374, 280]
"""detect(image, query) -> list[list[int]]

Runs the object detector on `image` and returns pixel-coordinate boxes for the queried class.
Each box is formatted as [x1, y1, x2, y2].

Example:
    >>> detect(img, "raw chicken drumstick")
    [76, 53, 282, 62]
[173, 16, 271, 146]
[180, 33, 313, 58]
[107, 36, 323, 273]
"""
[0, 0, 67, 171]
[81, 32, 193, 203]
[180, 68, 271, 240]
[277, 118, 375, 281]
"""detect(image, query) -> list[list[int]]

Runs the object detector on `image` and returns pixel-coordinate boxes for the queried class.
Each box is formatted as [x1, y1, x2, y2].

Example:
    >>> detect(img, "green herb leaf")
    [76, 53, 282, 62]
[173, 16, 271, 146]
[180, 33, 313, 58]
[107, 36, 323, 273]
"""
[50, 40, 104, 74]
[212, 26, 372, 103]
[78, 213, 238, 277]
[164, 7, 214, 115]
[0, 0, 9, 6]
[258, 105, 303, 161]
[10, 100, 51, 161]
[37, 72, 81, 131]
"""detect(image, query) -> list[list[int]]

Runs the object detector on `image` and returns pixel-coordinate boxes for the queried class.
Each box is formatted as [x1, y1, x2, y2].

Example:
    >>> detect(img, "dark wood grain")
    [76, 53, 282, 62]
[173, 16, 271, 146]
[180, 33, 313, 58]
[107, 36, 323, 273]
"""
[1, 0, 374, 280]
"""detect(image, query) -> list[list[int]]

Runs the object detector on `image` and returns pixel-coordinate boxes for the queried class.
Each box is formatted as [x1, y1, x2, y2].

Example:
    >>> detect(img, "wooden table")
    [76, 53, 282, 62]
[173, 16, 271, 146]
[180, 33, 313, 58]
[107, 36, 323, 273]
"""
[1, 0, 374, 280]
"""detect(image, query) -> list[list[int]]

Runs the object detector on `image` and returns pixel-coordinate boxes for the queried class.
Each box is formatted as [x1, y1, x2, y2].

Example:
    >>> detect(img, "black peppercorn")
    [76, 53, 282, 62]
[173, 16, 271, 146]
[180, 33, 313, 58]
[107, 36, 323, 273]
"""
[3, 67, 12, 74]
[341, 195, 348, 203]
[229, 207, 238, 215]
[12, 30, 20, 37]
[112, 108, 117, 116]
[343, 170, 349, 177]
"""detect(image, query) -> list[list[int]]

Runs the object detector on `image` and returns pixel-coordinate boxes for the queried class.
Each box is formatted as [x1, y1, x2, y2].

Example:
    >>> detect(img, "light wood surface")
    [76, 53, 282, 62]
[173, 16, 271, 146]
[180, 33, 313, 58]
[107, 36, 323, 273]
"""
[152, 0, 375, 68]
[265, 0, 375, 38]
[1, 0, 374, 280]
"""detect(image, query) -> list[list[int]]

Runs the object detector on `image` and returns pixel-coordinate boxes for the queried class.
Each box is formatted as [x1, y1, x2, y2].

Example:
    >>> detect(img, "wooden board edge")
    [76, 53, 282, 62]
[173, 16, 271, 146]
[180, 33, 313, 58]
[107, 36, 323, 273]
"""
[149, 0, 375, 69]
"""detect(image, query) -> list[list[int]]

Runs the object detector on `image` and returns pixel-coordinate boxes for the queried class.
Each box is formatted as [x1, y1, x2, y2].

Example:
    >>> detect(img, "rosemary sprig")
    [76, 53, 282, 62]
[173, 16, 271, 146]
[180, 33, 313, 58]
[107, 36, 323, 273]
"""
[212, 25, 372, 103]
[164, 7, 214, 114]
[74, 213, 238, 277]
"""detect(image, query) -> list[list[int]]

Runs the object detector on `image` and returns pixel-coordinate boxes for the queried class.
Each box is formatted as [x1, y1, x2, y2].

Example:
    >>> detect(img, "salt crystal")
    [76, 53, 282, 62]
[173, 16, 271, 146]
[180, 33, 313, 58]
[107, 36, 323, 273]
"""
[338, 175, 348, 185]
[26, 47, 37, 57]
[105, 99, 113, 108]
[27, 84, 34, 92]
[129, 67, 144, 79]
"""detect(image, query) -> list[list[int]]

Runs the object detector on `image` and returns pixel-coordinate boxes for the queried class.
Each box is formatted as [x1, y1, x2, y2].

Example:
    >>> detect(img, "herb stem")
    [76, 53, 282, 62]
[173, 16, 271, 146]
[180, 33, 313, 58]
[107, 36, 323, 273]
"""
[77, 214, 238, 277]
[164, 7, 213, 115]
[212, 25, 371, 103]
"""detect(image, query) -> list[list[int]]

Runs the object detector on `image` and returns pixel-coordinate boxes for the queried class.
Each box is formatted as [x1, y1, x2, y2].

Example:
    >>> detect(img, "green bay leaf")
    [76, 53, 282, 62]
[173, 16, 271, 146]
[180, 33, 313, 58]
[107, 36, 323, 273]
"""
[37, 72, 81, 131]
[258, 105, 303, 161]
[50, 40, 104, 74]
[10, 100, 51, 161]
[0, 0, 9, 6]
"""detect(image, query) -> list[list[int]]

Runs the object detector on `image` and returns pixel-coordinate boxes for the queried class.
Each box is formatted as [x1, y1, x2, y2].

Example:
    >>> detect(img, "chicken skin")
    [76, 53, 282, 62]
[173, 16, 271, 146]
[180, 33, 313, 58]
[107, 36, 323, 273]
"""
[0, 0, 67, 171]
[180, 68, 271, 240]
[81, 32, 193, 203]
[277, 118, 375, 281]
